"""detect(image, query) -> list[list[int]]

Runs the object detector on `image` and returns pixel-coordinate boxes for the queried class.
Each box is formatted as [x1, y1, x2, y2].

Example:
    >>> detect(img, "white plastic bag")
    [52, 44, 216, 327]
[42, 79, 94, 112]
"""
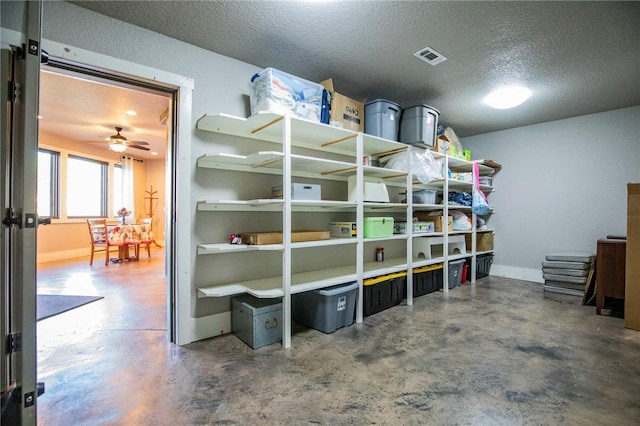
[381, 150, 443, 184]
[451, 210, 472, 231]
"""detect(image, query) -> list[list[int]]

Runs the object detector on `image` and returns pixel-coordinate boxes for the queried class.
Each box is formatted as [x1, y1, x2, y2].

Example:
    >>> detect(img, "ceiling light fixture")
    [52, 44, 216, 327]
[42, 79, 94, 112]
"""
[108, 127, 129, 152]
[484, 86, 532, 109]
[125, 110, 137, 116]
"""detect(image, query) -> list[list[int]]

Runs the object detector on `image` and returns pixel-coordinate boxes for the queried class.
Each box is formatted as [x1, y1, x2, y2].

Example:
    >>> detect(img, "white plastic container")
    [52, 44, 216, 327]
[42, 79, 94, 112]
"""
[250, 67, 325, 122]
[412, 189, 437, 204]
[272, 183, 321, 200]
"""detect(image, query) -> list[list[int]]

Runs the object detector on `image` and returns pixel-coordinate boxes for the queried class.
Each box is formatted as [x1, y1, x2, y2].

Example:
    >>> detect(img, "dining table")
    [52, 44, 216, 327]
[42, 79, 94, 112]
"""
[108, 223, 154, 262]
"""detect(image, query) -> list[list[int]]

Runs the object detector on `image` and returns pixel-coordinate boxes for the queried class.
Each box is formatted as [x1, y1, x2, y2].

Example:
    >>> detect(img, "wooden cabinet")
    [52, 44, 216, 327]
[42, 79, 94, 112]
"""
[625, 183, 640, 330]
[596, 238, 626, 315]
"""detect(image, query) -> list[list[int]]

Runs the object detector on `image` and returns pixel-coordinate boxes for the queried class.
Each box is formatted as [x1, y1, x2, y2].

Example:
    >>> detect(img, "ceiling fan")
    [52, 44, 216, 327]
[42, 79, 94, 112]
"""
[107, 127, 150, 152]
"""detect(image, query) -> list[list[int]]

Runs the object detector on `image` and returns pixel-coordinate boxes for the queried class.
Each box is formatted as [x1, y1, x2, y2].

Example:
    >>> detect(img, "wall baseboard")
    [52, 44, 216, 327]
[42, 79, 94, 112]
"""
[37, 241, 166, 264]
[38, 249, 89, 264]
[490, 264, 543, 284]
[191, 312, 231, 342]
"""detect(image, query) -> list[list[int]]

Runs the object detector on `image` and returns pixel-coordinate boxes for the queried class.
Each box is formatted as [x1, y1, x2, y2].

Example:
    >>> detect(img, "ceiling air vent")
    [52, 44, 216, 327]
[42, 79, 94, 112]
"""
[413, 46, 447, 66]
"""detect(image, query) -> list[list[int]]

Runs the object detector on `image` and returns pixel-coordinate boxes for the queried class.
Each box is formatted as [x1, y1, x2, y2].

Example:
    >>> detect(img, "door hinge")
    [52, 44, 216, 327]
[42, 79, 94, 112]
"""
[7, 81, 22, 102]
[2, 208, 21, 229]
[7, 332, 22, 353]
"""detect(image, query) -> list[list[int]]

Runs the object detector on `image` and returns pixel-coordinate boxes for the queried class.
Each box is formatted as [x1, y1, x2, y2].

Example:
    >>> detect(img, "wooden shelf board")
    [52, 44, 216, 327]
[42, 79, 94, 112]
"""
[363, 234, 408, 243]
[363, 165, 409, 183]
[361, 134, 409, 158]
[197, 264, 357, 299]
[413, 204, 445, 211]
[363, 257, 408, 279]
[476, 250, 494, 256]
[448, 252, 472, 261]
[197, 199, 356, 212]
[196, 112, 359, 156]
[412, 257, 446, 268]
[197, 243, 284, 254]
[412, 232, 445, 238]
[291, 238, 358, 249]
[364, 202, 408, 211]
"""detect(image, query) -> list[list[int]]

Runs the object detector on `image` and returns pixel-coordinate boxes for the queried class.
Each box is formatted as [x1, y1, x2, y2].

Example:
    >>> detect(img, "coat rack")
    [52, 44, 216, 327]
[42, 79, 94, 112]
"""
[144, 185, 163, 247]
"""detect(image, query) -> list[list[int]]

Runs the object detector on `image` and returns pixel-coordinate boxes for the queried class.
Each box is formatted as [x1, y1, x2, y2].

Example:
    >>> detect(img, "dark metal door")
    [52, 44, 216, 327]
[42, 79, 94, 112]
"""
[1, 1, 43, 425]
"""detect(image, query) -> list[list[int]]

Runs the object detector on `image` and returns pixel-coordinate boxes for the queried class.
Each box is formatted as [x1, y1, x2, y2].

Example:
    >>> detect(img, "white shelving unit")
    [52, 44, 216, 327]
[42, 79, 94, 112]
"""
[195, 111, 498, 349]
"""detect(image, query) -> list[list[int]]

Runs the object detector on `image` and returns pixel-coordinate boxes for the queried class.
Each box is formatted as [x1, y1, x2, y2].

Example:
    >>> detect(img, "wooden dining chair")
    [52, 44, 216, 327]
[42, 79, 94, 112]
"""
[137, 217, 155, 258]
[87, 218, 120, 265]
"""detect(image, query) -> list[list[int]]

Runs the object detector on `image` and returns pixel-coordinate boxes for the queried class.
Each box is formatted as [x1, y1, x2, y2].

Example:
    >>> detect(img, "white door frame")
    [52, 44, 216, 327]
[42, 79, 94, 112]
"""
[1, 29, 194, 345]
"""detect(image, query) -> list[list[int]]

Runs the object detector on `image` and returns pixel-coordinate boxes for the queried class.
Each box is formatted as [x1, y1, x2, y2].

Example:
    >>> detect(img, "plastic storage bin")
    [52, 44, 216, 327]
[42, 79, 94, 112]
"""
[363, 272, 406, 316]
[363, 217, 394, 238]
[292, 282, 358, 333]
[448, 259, 466, 288]
[465, 253, 494, 279]
[364, 99, 401, 141]
[413, 189, 437, 204]
[399, 105, 440, 147]
[250, 67, 327, 123]
[411, 264, 444, 297]
[477, 253, 494, 278]
[231, 295, 282, 349]
[272, 183, 321, 200]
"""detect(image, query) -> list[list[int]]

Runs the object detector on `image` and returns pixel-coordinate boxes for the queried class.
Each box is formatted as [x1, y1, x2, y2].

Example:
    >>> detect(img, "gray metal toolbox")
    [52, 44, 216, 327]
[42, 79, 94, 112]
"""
[231, 295, 282, 349]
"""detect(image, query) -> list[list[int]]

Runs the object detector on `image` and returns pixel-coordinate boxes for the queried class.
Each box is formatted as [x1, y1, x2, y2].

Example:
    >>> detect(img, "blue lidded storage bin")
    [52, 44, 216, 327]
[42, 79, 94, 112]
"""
[292, 282, 358, 333]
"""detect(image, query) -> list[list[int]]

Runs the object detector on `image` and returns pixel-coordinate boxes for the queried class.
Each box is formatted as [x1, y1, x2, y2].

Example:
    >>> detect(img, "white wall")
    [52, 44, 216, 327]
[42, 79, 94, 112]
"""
[462, 106, 640, 282]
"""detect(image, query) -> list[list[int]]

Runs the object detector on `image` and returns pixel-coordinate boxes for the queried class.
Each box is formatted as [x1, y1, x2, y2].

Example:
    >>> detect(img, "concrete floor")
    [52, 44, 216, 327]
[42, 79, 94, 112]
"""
[36, 257, 640, 425]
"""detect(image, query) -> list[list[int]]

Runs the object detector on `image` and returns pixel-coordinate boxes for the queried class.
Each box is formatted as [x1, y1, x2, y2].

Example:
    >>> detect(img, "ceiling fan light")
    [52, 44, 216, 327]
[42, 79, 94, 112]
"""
[109, 142, 127, 153]
[484, 86, 532, 109]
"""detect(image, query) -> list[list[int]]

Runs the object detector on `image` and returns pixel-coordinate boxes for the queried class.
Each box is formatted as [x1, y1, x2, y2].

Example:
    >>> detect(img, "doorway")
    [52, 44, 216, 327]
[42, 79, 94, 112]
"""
[35, 64, 171, 328]
[33, 61, 176, 420]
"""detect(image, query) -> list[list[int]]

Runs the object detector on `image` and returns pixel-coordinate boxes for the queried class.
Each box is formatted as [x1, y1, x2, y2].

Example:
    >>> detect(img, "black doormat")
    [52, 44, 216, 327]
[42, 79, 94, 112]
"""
[37, 294, 104, 321]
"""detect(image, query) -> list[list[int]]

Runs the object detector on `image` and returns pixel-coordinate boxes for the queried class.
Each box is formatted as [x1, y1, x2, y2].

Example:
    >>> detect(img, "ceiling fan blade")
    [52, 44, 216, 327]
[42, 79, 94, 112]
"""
[131, 140, 150, 145]
[129, 144, 150, 151]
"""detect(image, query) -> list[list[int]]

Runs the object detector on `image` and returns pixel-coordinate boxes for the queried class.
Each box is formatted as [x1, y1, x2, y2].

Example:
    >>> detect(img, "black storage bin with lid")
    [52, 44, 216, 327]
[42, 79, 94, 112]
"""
[363, 272, 406, 316]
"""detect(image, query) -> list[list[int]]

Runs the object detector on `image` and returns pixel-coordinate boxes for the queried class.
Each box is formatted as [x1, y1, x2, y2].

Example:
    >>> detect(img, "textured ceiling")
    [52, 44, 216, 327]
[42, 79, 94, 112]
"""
[67, 0, 640, 137]
[39, 70, 170, 159]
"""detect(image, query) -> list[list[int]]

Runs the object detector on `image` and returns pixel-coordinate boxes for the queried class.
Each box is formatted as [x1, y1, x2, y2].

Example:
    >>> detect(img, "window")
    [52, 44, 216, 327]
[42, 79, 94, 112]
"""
[37, 149, 60, 218]
[66, 155, 108, 218]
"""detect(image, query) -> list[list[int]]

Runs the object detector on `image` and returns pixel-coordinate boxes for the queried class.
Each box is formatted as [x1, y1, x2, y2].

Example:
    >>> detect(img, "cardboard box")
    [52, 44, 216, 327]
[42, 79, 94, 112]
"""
[465, 233, 494, 252]
[414, 212, 452, 232]
[320, 78, 366, 132]
[330, 222, 357, 238]
[430, 135, 452, 156]
[241, 231, 330, 245]
[625, 183, 640, 331]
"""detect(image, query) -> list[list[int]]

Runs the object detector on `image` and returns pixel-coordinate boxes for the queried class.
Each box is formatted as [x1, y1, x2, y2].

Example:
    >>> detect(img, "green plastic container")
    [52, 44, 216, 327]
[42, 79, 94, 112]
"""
[363, 217, 394, 238]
